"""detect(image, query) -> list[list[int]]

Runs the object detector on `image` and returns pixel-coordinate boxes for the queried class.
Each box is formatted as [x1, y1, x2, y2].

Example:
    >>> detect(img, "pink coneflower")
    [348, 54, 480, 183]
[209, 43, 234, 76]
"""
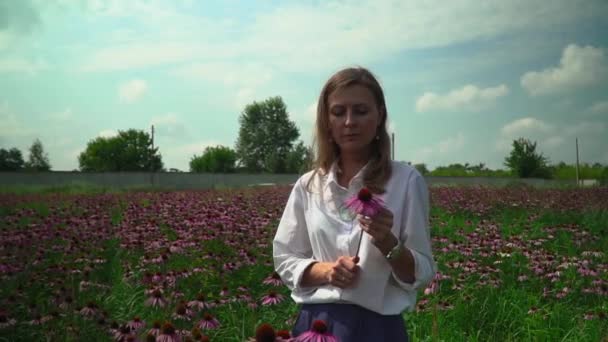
[344, 187, 385, 217]
[276, 330, 291, 340]
[293, 320, 338, 342]
[59, 295, 74, 310]
[112, 325, 132, 341]
[583, 312, 596, 320]
[527, 306, 539, 315]
[157, 322, 181, 342]
[187, 294, 209, 311]
[80, 301, 99, 318]
[261, 291, 285, 306]
[220, 286, 230, 297]
[145, 289, 168, 308]
[171, 303, 192, 321]
[197, 313, 220, 330]
[263, 272, 283, 286]
[247, 323, 276, 342]
[148, 320, 162, 337]
[126, 316, 146, 331]
[424, 282, 437, 295]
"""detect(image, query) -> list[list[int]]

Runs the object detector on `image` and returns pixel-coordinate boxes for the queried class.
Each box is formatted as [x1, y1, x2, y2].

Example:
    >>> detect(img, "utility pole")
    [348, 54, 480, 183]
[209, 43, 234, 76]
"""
[575, 137, 580, 187]
[151, 125, 155, 185]
[391, 132, 395, 161]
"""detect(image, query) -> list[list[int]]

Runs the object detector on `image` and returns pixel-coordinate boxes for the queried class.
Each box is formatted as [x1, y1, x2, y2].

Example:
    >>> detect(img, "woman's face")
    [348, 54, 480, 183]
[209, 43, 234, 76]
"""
[327, 84, 383, 156]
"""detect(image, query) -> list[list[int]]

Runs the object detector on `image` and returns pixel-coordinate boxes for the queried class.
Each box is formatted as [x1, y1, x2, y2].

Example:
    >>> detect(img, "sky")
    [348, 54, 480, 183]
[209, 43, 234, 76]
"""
[1, 0, 607, 172]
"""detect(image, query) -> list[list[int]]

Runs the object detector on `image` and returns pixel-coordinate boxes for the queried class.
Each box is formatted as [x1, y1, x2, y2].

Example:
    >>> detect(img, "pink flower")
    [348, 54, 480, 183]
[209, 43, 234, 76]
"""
[156, 322, 181, 342]
[171, 303, 192, 321]
[187, 293, 210, 311]
[293, 320, 338, 342]
[344, 187, 385, 217]
[79, 302, 98, 318]
[263, 272, 284, 286]
[197, 313, 220, 330]
[147, 321, 162, 337]
[249, 323, 276, 342]
[261, 291, 285, 306]
[145, 289, 167, 308]
[126, 316, 145, 331]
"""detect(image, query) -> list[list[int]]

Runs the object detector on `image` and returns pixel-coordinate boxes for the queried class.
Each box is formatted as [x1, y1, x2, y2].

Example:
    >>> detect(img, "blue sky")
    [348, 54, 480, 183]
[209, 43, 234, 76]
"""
[1, 0, 607, 171]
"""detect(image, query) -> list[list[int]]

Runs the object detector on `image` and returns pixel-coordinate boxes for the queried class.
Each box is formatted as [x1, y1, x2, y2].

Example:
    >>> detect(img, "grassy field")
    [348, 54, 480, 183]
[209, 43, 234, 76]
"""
[0, 185, 606, 341]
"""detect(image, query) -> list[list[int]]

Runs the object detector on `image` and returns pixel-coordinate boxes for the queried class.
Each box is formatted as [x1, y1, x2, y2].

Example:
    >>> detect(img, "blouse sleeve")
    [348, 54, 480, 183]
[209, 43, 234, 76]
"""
[391, 170, 437, 291]
[272, 178, 318, 293]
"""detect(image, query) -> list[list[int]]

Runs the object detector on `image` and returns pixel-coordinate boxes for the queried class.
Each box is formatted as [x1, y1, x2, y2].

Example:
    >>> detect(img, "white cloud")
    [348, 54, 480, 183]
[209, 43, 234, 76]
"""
[169, 62, 273, 88]
[118, 79, 148, 103]
[588, 101, 608, 115]
[415, 84, 508, 112]
[48, 108, 73, 121]
[72, 1, 606, 74]
[496, 117, 553, 151]
[291, 102, 318, 146]
[0, 57, 48, 75]
[234, 88, 256, 111]
[149, 113, 187, 138]
[565, 121, 606, 136]
[500, 117, 553, 136]
[0, 102, 32, 137]
[521, 44, 608, 96]
[98, 129, 117, 138]
[544, 136, 565, 149]
[496, 117, 605, 155]
[411, 132, 465, 164]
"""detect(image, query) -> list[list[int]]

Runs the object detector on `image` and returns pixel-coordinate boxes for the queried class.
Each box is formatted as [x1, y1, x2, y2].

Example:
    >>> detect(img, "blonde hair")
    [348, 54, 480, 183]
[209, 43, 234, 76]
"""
[306, 66, 392, 194]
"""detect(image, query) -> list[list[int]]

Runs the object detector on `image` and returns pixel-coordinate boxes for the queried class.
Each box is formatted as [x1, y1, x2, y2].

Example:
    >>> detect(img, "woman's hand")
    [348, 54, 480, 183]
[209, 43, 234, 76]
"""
[326, 256, 360, 288]
[358, 207, 397, 255]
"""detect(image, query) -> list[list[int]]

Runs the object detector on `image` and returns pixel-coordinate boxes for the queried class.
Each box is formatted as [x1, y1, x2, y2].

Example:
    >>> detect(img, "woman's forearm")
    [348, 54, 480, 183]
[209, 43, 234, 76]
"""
[300, 261, 331, 287]
[378, 234, 416, 284]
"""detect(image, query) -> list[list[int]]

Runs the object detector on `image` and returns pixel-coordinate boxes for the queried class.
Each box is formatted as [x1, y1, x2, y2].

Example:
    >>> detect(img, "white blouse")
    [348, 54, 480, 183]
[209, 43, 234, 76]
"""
[272, 160, 437, 315]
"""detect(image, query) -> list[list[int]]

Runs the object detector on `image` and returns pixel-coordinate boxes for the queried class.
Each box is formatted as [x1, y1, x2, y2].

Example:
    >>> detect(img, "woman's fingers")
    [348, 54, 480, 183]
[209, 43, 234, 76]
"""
[329, 257, 359, 288]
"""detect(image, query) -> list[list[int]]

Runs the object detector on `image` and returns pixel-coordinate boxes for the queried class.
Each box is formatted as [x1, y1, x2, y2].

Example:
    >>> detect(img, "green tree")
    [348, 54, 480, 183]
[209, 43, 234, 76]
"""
[190, 145, 237, 173]
[235, 96, 300, 173]
[504, 138, 551, 178]
[25, 139, 51, 171]
[0, 147, 25, 171]
[413, 163, 429, 175]
[285, 141, 312, 174]
[78, 129, 163, 172]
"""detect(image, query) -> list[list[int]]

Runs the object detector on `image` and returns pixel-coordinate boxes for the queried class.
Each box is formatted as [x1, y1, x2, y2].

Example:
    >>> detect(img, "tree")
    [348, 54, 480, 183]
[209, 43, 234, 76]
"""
[78, 129, 163, 172]
[504, 138, 551, 178]
[413, 163, 429, 175]
[190, 145, 237, 173]
[25, 139, 51, 171]
[0, 147, 25, 171]
[235, 96, 300, 173]
[285, 141, 313, 174]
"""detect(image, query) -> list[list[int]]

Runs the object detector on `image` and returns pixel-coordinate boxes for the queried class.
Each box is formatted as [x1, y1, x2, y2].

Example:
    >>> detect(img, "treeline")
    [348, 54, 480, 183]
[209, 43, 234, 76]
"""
[1, 97, 607, 185]
[413, 162, 607, 180]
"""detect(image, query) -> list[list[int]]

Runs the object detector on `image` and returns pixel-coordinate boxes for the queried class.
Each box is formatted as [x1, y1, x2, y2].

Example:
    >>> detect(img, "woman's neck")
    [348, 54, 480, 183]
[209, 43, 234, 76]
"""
[337, 152, 370, 187]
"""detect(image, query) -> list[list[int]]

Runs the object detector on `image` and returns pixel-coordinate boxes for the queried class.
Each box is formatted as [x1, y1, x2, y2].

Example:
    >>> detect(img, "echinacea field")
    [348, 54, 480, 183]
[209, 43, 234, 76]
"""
[0, 184, 606, 341]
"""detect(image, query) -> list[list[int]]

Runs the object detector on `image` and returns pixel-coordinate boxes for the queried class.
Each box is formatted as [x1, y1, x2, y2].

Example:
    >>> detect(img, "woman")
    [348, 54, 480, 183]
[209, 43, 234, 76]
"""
[272, 66, 436, 341]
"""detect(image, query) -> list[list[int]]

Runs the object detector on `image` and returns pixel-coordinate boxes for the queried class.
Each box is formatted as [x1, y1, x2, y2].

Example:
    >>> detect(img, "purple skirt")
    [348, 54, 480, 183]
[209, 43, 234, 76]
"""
[292, 303, 409, 342]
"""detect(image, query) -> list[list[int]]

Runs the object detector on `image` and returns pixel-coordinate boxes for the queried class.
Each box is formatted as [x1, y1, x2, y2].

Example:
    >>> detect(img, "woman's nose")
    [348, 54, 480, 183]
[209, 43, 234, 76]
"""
[344, 110, 357, 126]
